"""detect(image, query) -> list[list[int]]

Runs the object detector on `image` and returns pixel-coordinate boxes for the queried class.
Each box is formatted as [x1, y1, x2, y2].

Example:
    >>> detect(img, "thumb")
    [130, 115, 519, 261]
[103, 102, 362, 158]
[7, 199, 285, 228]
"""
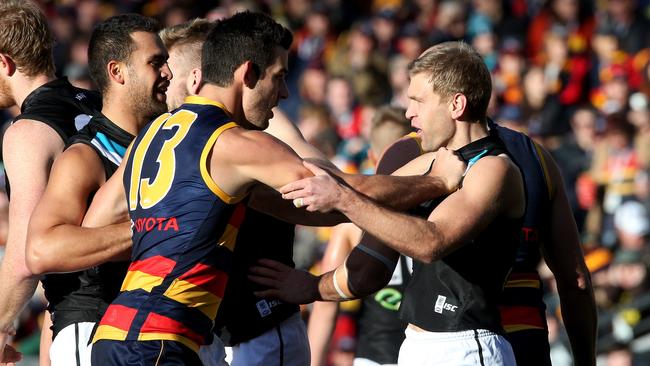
[303, 161, 328, 176]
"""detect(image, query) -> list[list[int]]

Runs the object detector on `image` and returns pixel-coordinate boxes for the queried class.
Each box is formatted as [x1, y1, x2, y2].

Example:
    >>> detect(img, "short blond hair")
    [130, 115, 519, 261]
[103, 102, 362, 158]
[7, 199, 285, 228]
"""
[0, 0, 54, 77]
[159, 18, 212, 50]
[409, 42, 491, 122]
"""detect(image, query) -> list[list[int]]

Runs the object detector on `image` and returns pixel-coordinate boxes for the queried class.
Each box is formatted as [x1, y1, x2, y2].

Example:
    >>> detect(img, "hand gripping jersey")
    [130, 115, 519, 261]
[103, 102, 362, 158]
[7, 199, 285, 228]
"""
[93, 96, 246, 353]
[42, 114, 133, 338]
[215, 207, 299, 346]
[6, 77, 101, 197]
[399, 135, 522, 334]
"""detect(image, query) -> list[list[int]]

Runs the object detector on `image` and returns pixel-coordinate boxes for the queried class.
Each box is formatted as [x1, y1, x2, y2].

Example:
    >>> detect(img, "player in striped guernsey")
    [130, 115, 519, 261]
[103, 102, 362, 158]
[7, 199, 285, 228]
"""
[25, 14, 171, 366]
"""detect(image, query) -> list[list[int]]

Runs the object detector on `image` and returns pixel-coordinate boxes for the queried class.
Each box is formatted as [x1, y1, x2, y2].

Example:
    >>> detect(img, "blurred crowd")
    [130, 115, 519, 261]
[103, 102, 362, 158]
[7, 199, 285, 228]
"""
[1, 0, 650, 365]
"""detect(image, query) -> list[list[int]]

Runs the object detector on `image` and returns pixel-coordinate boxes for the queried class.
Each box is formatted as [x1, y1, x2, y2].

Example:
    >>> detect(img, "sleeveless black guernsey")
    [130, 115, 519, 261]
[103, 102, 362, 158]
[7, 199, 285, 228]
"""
[215, 206, 300, 346]
[355, 255, 411, 364]
[399, 135, 522, 334]
[6, 78, 101, 197]
[42, 114, 133, 338]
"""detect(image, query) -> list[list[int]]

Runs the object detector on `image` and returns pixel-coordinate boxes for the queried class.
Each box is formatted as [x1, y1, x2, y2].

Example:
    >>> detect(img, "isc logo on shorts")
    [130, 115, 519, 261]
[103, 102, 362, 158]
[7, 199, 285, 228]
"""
[434, 295, 458, 314]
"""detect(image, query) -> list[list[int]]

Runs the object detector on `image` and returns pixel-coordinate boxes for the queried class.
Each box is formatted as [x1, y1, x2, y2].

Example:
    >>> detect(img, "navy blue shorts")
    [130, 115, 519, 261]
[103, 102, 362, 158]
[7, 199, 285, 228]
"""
[91, 339, 202, 366]
[505, 329, 551, 366]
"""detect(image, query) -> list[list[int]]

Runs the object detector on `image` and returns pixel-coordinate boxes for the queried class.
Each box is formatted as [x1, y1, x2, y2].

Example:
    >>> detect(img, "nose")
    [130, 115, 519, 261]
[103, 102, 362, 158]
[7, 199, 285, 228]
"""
[279, 79, 289, 100]
[161, 62, 173, 81]
[405, 101, 416, 122]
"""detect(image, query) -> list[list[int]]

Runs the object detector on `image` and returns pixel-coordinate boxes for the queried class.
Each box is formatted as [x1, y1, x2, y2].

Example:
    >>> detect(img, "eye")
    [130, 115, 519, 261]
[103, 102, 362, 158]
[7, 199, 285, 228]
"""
[150, 60, 166, 69]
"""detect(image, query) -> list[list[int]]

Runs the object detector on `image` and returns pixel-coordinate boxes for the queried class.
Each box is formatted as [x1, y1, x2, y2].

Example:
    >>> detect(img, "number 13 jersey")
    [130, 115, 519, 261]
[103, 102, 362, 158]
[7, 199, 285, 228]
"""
[93, 96, 247, 353]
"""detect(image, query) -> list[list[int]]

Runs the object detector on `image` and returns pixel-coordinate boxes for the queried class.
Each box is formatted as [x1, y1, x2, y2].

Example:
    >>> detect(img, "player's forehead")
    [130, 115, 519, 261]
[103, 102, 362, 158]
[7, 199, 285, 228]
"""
[129, 31, 168, 61]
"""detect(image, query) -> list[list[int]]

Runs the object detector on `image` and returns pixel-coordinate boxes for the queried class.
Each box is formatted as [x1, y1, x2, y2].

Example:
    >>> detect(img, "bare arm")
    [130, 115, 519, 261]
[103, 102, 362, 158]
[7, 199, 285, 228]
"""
[26, 144, 131, 275]
[308, 224, 360, 366]
[291, 155, 524, 262]
[82, 160, 130, 228]
[540, 147, 596, 366]
[282, 148, 466, 213]
[0, 121, 63, 364]
[265, 108, 335, 168]
[39, 311, 52, 366]
[214, 128, 348, 228]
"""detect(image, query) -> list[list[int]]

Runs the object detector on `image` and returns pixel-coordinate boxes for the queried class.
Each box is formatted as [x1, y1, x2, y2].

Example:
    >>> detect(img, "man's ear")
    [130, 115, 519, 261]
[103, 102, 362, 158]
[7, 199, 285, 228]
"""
[107, 60, 125, 85]
[0, 54, 16, 77]
[241, 60, 260, 88]
[187, 67, 202, 95]
[449, 93, 467, 120]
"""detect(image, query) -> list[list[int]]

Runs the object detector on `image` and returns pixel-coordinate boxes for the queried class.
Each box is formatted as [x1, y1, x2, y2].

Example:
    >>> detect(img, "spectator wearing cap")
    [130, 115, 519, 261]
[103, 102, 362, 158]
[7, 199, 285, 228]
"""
[592, 63, 633, 115]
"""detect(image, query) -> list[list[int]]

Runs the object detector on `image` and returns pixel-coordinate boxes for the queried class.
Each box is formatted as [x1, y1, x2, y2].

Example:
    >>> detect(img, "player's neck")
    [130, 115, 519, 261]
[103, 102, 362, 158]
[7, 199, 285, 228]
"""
[11, 73, 55, 108]
[446, 119, 489, 151]
[101, 103, 140, 136]
[197, 84, 239, 119]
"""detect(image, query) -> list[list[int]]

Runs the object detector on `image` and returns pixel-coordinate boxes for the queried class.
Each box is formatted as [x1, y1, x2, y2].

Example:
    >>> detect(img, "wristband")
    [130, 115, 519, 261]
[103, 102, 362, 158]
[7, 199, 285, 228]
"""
[332, 267, 351, 300]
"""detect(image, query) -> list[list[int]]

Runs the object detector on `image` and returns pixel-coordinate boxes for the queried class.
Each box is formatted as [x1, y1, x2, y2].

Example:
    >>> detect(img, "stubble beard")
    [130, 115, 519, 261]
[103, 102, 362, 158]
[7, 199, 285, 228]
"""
[128, 82, 168, 122]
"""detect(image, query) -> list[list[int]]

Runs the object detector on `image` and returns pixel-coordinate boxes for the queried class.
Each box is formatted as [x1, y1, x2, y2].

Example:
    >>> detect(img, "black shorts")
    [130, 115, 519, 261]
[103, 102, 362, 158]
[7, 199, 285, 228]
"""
[91, 339, 203, 366]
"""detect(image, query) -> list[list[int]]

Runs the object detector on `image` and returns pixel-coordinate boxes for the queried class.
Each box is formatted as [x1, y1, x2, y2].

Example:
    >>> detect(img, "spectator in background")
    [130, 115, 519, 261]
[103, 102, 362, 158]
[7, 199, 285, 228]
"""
[593, 63, 633, 116]
[527, 0, 595, 64]
[427, 0, 468, 45]
[627, 92, 650, 169]
[298, 65, 328, 109]
[590, 113, 643, 246]
[387, 54, 411, 108]
[371, 9, 400, 58]
[297, 105, 339, 158]
[328, 21, 390, 106]
[493, 37, 526, 107]
[552, 105, 599, 232]
[395, 23, 425, 61]
[599, 0, 650, 55]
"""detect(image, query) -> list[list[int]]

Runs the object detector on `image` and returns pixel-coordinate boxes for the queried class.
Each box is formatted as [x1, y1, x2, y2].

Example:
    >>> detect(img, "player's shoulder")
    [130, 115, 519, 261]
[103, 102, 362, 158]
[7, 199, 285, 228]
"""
[58, 143, 103, 169]
[465, 154, 520, 186]
[4, 118, 65, 146]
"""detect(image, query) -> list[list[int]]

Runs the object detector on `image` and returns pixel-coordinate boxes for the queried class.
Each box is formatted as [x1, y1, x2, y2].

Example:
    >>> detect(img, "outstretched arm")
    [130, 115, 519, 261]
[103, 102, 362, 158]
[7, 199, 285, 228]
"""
[283, 150, 465, 213]
[26, 144, 131, 275]
[283, 152, 524, 262]
[539, 147, 596, 366]
[0, 120, 64, 364]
